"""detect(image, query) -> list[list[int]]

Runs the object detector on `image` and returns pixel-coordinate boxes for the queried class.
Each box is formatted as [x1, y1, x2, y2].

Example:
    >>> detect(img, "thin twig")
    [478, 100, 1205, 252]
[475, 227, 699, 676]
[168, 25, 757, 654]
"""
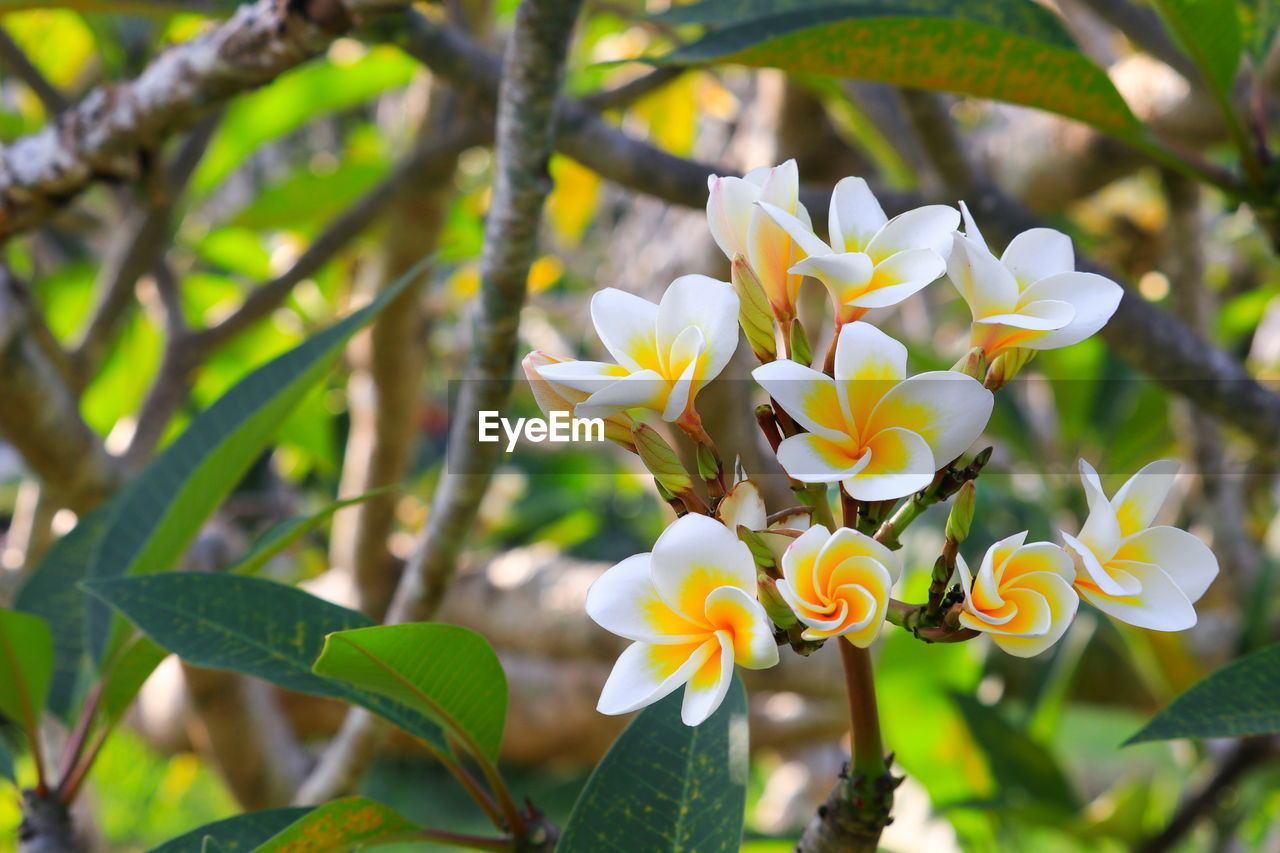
[580, 65, 686, 111]
[0, 27, 68, 114]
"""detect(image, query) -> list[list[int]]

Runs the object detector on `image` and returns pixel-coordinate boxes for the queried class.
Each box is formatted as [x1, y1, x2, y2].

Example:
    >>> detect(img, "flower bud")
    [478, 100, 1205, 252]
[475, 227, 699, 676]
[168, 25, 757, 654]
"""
[732, 255, 777, 363]
[789, 318, 813, 366]
[945, 481, 976, 544]
[984, 347, 1035, 392]
[952, 346, 987, 381]
[757, 572, 798, 629]
[523, 351, 637, 452]
[633, 423, 695, 500]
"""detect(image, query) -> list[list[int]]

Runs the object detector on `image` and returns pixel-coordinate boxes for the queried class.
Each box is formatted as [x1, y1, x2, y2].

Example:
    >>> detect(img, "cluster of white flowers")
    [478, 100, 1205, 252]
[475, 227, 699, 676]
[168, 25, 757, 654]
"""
[525, 160, 1219, 726]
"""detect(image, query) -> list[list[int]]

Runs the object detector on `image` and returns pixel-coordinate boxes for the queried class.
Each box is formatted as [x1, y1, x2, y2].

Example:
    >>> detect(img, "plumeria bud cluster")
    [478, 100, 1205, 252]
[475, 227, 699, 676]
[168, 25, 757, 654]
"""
[525, 160, 1218, 725]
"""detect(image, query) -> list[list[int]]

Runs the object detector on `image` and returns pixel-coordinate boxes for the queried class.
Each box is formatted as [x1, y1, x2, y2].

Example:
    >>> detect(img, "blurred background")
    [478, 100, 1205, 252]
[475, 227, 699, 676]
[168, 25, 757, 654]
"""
[0, 0, 1277, 850]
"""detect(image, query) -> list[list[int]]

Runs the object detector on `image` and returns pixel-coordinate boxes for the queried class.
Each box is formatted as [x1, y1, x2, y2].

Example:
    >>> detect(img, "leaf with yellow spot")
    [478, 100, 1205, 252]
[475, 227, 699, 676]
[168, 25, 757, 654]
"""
[251, 798, 421, 853]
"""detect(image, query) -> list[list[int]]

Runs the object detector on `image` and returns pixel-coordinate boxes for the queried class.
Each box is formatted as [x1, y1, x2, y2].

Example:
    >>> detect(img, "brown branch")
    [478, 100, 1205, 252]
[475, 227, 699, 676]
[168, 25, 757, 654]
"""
[579, 65, 686, 111]
[0, 27, 68, 115]
[0, 0, 409, 240]
[1135, 737, 1279, 853]
[0, 268, 120, 513]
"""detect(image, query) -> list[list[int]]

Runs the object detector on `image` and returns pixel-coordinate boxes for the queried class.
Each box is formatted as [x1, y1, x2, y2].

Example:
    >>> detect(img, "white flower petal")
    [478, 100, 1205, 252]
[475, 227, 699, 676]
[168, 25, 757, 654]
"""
[842, 427, 935, 501]
[575, 369, 668, 420]
[828, 176, 888, 254]
[717, 480, 768, 531]
[656, 274, 740, 383]
[534, 359, 629, 396]
[1001, 227, 1074, 288]
[597, 639, 716, 716]
[947, 232, 1019, 319]
[1076, 459, 1121, 560]
[705, 586, 779, 669]
[707, 174, 761, 261]
[776, 433, 870, 483]
[1110, 459, 1180, 536]
[1061, 530, 1136, 598]
[591, 288, 659, 372]
[651, 514, 756, 619]
[661, 325, 705, 422]
[680, 633, 736, 726]
[1015, 272, 1122, 350]
[790, 252, 874, 306]
[833, 321, 908, 383]
[586, 554, 708, 643]
[865, 204, 959, 262]
[756, 201, 834, 259]
[866, 371, 992, 465]
[974, 299, 1075, 331]
[752, 360, 849, 440]
[1077, 561, 1197, 631]
[1116, 526, 1218, 604]
[959, 200, 988, 251]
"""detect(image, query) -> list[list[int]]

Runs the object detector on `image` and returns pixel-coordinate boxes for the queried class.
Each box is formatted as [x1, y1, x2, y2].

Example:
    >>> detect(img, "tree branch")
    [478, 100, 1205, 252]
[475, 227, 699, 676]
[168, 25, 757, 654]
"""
[0, 268, 120, 513]
[0, 27, 68, 115]
[0, 0, 408, 240]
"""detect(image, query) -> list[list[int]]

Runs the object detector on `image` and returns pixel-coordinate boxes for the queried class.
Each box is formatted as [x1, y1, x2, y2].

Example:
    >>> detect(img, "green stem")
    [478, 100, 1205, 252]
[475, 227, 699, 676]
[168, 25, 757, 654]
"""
[838, 640, 884, 779]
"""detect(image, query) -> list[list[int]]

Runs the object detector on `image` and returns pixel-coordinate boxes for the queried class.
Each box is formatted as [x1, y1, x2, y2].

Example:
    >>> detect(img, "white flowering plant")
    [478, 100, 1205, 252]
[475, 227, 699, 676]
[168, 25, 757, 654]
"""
[526, 160, 1219, 849]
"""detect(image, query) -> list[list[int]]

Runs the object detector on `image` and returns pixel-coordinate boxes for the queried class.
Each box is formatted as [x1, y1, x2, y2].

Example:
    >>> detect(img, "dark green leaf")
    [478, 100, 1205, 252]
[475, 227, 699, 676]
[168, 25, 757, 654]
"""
[85, 258, 427, 663]
[654, 13, 1140, 138]
[251, 798, 420, 853]
[226, 487, 397, 576]
[312, 624, 507, 761]
[1127, 643, 1280, 743]
[0, 733, 13, 784]
[83, 573, 446, 750]
[97, 635, 169, 732]
[952, 693, 1078, 815]
[655, 0, 1077, 49]
[559, 677, 749, 853]
[0, 610, 53, 743]
[148, 808, 312, 853]
[13, 504, 112, 719]
[1152, 0, 1242, 97]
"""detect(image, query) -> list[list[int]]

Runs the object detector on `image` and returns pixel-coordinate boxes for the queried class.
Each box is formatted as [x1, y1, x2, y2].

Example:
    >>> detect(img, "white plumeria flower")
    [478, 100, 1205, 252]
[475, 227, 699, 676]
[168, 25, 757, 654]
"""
[707, 159, 810, 319]
[957, 533, 1079, 658]
[522, 351, 635, 449]
[753, 322, 993, 501]
[949, 203, 1122, 357]
[586, 513, 780, 726]
[535, 275, 739, 424]
[776, 525, 901, 645]
[756, 176, 957, 319]
[1062, 459, 1218, 631]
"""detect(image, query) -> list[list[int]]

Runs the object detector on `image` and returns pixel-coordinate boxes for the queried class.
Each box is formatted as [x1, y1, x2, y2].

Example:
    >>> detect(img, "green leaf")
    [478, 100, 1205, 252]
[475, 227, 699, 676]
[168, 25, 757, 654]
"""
[653, 12, 1140, 138]
[1152, 0, 1242, 97]
[312, 624, 507, 762]
[558, 677, 749, 853]
[84, 257, 427, 664]
[193, 47, 416, 195]
[952, 693, 1078, 815]
[0, 610, 54, 743]
[82, 573, 447, 750]
[97, 635, 170, 732]
[654, 0, 1077, 48]
[0, 732, 13, 784]
[1127, 643, 1280, 743]
[226, 487, 397, 576]
[148, 808, 313, 853]
[13, 504, 112, 719]
[1240, 0, 1280, 63]
[251, 798, 420, 853]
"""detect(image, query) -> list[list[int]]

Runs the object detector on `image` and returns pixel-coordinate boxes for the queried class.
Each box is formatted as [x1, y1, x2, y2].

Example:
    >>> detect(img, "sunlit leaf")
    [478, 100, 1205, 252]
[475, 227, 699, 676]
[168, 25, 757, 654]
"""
[0, 610, 53, 743]
[652, 11, 1140, 138]
[1152, 0, 1242, 98]
[251, 798, 420, 853]
[83, 573, 448, 750]
[148, 808, 312, 853]
[225, 488, 396, 576]
[13, 504, 112, 720]
[83, 258, 426, 664]
[312, 624, 507, 761]
[654, 0, 1078, 48]
[558, 676, 749, 853]
[1127, 643, 1280, 743]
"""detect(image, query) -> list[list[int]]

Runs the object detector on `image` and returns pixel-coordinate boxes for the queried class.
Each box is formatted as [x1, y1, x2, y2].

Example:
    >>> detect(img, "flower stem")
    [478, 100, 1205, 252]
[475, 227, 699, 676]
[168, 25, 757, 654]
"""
[839, 640, 884, 779]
